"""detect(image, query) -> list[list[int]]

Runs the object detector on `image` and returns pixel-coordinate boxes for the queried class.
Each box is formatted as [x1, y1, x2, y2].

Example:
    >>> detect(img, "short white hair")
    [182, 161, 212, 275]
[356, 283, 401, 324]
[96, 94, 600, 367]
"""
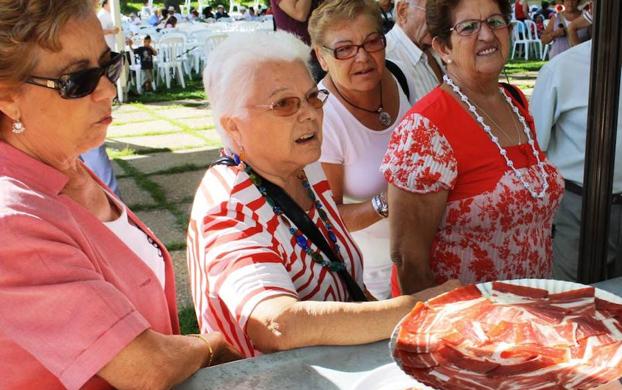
[203, 31, 312, 150]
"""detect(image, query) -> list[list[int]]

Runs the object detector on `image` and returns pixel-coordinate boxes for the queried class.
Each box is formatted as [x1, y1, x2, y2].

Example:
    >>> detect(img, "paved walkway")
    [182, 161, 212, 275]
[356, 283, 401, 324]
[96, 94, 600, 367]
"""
[107, 72, 539, 312]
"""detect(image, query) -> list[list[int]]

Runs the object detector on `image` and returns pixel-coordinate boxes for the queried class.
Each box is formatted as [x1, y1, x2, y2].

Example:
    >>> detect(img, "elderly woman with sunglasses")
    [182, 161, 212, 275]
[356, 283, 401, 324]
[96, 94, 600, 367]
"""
[0, 1, 240, 389]
[187, 30, 458, 358]
[381, 0, 565, 296]
[307, 0, 415, 300]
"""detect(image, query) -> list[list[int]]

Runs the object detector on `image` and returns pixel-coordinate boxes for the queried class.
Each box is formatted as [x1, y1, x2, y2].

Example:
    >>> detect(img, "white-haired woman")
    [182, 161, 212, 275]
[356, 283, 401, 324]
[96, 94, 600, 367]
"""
[187, 30, 458, 358]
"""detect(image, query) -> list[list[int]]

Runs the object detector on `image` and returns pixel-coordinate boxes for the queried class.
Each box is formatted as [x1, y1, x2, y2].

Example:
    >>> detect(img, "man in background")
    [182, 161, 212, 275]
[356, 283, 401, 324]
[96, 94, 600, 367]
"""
[532, 39, 622, 281]
[81, 0, 121, 197]
[385, 0, 443, 105]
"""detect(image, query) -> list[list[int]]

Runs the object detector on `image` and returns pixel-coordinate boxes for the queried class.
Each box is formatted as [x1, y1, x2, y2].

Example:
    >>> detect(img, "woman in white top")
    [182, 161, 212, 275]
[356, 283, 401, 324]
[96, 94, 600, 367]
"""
[309, 0, 411, 299]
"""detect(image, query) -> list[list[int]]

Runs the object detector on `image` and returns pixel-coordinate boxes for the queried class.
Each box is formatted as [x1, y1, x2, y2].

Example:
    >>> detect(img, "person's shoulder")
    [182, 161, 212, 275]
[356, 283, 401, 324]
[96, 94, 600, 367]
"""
[545, 39, 591, 72]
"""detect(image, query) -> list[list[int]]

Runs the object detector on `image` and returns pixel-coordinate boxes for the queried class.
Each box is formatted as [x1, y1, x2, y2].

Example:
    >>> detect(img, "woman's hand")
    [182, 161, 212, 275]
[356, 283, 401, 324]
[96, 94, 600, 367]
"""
[205, 332, 243, 366]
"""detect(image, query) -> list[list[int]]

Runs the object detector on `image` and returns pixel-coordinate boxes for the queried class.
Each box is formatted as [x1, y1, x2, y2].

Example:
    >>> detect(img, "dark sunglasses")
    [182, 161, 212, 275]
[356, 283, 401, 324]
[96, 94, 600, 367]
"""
[323, 33, 386, 60]
[26, 52, 124, 99]
[253, 89, 330, 116]
[450, 14, 509, 36]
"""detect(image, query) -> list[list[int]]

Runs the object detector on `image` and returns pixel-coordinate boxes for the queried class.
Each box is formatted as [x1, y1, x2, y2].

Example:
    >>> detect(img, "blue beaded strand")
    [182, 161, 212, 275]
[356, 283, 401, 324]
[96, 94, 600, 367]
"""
[245, 166, 345, 272]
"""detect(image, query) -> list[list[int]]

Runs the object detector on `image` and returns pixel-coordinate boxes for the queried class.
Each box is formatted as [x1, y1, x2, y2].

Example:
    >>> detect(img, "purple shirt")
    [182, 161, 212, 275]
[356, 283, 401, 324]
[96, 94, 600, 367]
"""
[0, 141, 179, 390]
[270, 0, 320, 44]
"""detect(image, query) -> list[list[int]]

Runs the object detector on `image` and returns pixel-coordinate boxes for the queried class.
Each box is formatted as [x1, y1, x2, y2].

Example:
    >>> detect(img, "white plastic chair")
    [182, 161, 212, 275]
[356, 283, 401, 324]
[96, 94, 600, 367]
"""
[511, 21, 530, 60]
[523, 19, 543, 60]
[203, 33, 228, 64]
[189, 29, 217, 74]
[155, 33, 187, 89]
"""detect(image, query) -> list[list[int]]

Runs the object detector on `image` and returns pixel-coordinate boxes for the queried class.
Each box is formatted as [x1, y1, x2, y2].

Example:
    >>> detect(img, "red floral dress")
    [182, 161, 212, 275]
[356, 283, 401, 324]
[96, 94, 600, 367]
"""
[381, 87, 565, 295]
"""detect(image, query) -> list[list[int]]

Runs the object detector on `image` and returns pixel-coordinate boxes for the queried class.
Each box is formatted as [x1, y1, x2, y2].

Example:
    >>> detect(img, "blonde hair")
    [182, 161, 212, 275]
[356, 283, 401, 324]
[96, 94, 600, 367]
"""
[308, 0, 383, 47]
[0, 0, 94, 89]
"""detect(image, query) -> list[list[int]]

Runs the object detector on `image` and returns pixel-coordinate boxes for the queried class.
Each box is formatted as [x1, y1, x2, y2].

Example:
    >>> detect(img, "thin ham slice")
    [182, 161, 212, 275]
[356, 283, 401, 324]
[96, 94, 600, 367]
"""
[395, 282, 622, 390]
[492, 281, 549, 299]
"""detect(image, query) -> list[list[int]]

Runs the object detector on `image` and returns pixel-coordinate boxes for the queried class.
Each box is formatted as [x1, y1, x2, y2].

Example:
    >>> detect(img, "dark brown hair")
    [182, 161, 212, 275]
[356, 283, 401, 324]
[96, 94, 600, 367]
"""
[427, 0, 512, 45]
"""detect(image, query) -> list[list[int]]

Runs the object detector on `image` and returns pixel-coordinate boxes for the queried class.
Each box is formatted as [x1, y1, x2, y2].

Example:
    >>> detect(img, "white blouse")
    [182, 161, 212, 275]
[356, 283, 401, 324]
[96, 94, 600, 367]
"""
[104, 196, 165, 288]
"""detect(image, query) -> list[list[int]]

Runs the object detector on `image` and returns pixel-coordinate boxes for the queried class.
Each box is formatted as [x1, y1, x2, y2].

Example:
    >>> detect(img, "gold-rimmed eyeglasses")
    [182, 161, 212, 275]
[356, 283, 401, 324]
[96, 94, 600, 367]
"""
[252, 89, 330, 117]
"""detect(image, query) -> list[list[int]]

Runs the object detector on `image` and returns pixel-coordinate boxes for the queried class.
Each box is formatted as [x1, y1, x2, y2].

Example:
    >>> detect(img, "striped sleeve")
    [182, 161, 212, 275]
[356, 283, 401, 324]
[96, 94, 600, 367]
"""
[202, 200, 298, 332]
[380, 112, 457, 193]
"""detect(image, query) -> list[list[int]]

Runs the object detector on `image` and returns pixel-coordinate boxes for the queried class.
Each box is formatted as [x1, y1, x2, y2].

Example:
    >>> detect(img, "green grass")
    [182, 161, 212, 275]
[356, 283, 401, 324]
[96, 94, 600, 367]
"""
[179, 305, 200, 334]
[505, 59, 546, 74]
[128, 78, 205, 104]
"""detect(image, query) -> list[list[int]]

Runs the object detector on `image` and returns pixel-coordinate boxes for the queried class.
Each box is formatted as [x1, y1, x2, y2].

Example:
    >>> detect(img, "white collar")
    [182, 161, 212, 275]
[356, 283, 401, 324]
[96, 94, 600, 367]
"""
[389, 24, 426, 63]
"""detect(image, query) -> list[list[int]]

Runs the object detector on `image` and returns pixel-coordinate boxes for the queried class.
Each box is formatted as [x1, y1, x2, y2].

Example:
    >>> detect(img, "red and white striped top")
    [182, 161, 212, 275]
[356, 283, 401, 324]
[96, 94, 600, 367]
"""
[187, 161, 364, 357]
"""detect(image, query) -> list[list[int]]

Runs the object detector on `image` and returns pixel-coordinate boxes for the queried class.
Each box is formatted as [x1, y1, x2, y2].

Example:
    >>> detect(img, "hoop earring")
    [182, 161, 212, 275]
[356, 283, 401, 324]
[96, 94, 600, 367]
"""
[11, 120, 25, 134]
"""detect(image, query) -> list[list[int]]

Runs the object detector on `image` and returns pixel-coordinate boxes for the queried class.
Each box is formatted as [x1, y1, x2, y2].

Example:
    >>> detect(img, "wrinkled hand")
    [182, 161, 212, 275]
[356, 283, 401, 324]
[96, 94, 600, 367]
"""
[412, 279, 462, 302]
[205, 332, 243, 366]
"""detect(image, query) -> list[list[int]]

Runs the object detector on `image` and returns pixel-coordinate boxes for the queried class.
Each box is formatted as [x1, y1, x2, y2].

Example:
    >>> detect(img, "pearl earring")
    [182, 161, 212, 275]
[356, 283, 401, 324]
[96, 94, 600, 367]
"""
[446, 58, 453, 64]
[11, 120, 25, 134]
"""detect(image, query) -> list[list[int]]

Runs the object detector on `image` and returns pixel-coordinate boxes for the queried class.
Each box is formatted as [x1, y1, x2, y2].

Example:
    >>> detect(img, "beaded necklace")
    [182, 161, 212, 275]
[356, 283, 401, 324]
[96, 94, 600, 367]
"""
[244, 165, 346, 272]
[444, 74, 549, 199]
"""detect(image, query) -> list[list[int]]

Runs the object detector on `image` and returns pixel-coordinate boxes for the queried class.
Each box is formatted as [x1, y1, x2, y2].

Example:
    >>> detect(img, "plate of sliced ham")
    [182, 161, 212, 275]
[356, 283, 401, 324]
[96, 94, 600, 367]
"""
[391, 279, 622, 390]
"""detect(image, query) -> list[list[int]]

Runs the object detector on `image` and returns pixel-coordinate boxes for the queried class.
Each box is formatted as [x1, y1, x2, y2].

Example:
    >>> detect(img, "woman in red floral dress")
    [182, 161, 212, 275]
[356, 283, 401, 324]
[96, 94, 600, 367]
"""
[381, 0, 565, 296]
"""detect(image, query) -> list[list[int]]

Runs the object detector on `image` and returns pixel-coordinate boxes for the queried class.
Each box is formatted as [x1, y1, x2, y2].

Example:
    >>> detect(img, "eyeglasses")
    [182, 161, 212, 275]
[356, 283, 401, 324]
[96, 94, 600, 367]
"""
[450, 14, 509, 36]
[25, 52, 124, 99]
[253, 89, 330, 116]
[323, 33, 386, 60]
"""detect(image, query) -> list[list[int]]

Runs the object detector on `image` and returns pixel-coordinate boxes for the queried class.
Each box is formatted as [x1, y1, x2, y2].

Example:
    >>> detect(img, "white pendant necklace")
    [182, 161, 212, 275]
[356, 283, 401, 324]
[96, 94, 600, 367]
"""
[443, 74, 549, 199]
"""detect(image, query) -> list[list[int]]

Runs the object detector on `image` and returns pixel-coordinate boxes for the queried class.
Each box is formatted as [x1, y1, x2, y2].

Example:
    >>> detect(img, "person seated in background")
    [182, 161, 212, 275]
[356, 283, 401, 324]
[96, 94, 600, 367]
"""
[534, 14, 546, 37]
[309, 0, 413, 299]
[534, 0, 554, 19]
[531, 38, 622, 282]
[166, 14, 178, 28]
[381, 0, 564, 295]
[188, 29, 459, 358]
[385, 0, 443, 105]
[0, 1, 241, 388]
[140, 0, 153, 20]
[157, 8, 170, 28]
[203, 5, 215, 18]
[133, 35, 157, 92]
[215, 4, 229, 19]
[148, 8, 161, 25]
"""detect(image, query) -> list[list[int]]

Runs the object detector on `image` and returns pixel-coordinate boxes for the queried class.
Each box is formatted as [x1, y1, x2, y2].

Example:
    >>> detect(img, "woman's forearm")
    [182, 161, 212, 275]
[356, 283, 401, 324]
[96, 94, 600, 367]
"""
[337, 201, 382, 232]
[98, 330, 239, 390]
[248, 282, 459, 352]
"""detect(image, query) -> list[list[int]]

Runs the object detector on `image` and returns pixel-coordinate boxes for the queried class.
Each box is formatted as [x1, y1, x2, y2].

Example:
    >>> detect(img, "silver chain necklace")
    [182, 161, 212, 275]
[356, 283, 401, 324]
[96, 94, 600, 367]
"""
[444, 74, 549, 199]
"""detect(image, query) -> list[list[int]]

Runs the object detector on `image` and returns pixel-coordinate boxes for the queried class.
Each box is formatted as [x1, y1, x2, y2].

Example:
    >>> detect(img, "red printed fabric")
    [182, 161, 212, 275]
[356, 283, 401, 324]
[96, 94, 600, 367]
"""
[187, 161, 364, 358]
[394, 282, 622, 389]
[381, 87, 565, 288]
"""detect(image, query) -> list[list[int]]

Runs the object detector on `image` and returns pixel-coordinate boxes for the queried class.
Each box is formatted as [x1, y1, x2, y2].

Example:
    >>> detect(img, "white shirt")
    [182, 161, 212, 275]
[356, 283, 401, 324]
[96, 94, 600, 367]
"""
[532, 40, 622, 192]
[385, 24, 442, 105]
[318, 77, 411, 299]
[104, 197, 165, 288]
[97, 8, 116, 50]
